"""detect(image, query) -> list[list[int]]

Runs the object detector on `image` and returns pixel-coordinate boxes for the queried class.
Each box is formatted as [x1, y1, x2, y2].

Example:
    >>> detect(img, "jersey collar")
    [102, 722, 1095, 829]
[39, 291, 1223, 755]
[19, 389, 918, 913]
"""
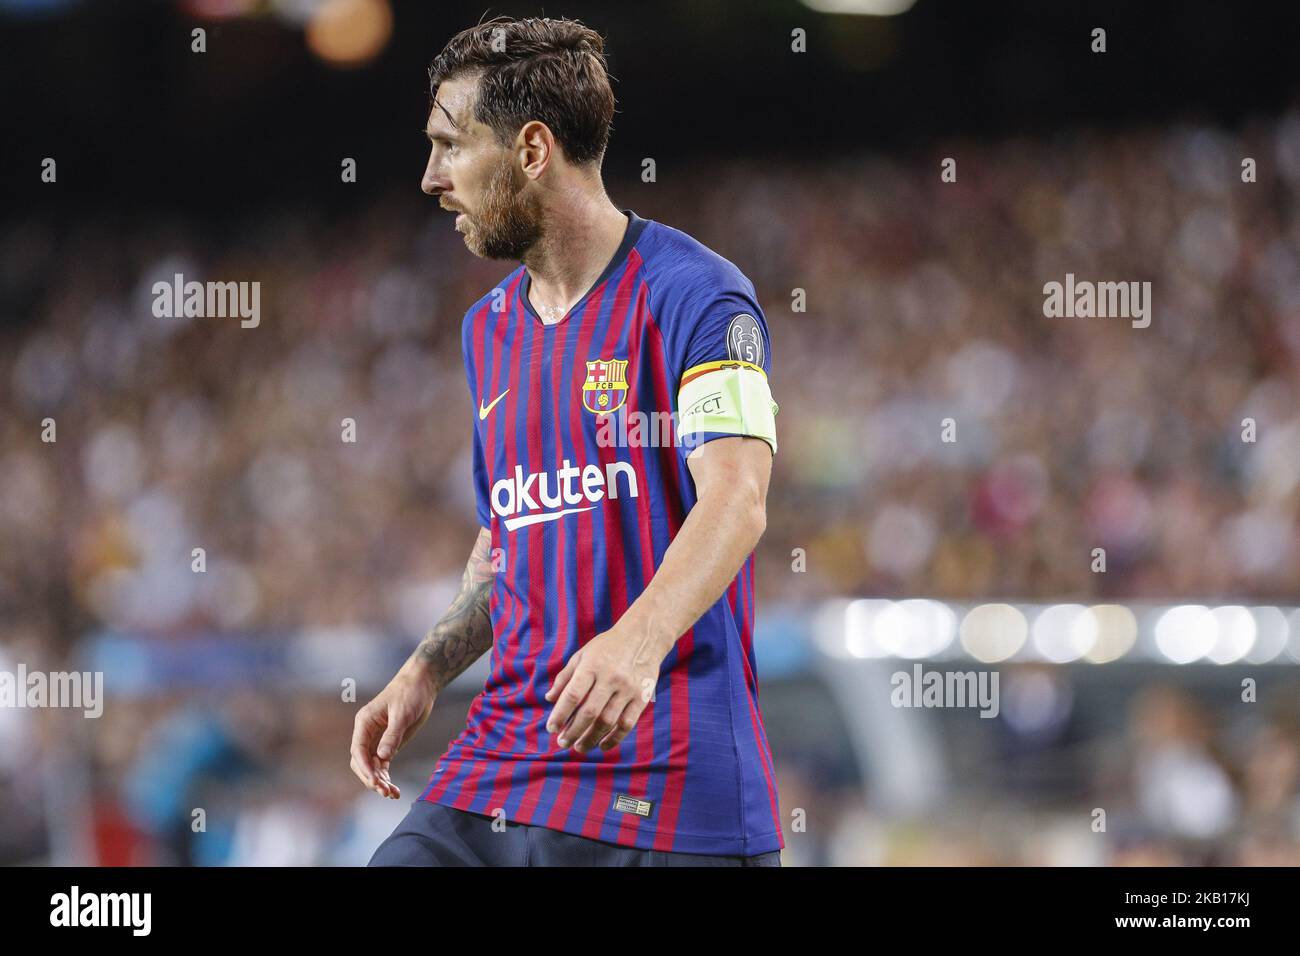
[519, 209, 649, 327]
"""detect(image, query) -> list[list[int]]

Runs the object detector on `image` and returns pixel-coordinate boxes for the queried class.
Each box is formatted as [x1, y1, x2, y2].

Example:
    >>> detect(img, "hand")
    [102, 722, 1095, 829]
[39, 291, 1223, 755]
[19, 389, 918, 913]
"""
[350, 670, 437, 799]
[543, 621, 667, 754]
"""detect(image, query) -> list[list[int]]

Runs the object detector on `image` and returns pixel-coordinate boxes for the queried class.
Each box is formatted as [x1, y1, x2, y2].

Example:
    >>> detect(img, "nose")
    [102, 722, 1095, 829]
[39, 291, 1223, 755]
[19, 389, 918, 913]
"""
[422, 172, 447, 197]
[422, 153, 448, 197]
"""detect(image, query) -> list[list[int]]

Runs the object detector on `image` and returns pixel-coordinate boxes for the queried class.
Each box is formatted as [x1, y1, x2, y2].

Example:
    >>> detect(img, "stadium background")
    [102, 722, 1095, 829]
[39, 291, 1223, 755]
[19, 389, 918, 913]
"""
[1, 0, 1298, 865]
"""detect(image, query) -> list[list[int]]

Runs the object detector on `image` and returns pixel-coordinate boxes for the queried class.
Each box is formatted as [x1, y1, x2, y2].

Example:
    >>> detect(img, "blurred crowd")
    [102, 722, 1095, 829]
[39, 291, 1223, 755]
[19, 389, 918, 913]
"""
[2, 111, 1299, 864]
[776, 675, 1300, 866]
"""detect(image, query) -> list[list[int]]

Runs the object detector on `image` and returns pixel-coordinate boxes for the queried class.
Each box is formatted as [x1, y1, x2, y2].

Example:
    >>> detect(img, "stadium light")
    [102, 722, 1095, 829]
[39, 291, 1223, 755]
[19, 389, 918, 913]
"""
[1031, 604, 1097, 663]
[874, 599, 956, 659]
[798, 0, 919, 15]
[1243, 607, 1288, 664]
[1082, 604, 1138, 663]
[843, 599, 889, 658]
[959, 603, 1027, 663]
[842, 598, 883, 658]
[821, 598, 1296, 665]
[1205, 606, 1256, 665]
[306, 0, 393, 68]
[1154, 605, 1217, 664]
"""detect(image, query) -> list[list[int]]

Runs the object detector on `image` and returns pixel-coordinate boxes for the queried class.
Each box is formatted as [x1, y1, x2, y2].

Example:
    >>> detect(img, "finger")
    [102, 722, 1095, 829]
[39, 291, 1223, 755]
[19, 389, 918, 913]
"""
[559, 682, 614, 751]
[376, 711, 407, 762]
[362, 759, 390, 797]
[546, 669, 595, 738]
[376, 764, 400, 800]
[351, 754, 386, 796]
[544, 650, 581, 703]
[376, 762, 399, 799]
[599, 699, 643, 751]
[350, 712, 381, 785]
[573, 694, 627, 754]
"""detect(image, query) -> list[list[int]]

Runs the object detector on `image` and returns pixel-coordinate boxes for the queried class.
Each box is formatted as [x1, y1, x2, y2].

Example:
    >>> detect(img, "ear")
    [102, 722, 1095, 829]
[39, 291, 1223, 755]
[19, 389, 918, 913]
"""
[516, 120, 556, 180]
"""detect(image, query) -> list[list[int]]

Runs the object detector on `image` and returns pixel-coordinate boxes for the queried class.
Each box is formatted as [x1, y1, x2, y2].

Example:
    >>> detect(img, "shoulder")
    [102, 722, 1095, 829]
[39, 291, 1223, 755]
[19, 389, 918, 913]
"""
[633, 219, 766, 362]
[635, 219, 757, 318]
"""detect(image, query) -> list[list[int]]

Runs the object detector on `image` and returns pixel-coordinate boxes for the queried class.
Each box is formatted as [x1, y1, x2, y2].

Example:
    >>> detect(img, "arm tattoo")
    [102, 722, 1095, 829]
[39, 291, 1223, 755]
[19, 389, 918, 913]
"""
[414, 529, 495, 692]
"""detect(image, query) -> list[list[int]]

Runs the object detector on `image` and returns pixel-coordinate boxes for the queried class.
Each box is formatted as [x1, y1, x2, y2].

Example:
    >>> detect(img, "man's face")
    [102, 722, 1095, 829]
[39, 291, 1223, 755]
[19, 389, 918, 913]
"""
[421, 74, 542, 260]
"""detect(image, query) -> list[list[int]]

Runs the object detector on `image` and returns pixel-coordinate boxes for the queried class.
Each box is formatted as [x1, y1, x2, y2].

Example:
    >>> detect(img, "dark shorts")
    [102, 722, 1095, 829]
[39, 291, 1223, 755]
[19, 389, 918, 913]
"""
[368, 800, 782, 867]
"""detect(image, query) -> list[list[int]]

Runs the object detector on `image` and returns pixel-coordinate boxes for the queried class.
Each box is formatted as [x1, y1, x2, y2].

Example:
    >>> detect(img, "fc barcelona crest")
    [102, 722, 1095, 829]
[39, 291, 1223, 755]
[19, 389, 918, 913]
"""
[582, 358, 629, 415]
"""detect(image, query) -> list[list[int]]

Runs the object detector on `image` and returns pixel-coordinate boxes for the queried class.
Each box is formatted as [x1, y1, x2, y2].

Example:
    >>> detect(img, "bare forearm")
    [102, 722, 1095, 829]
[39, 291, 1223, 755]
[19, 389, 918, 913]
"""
[621, 489, 765, 661]
[541, 438, 772, 754]
[403, 527, 496, 692]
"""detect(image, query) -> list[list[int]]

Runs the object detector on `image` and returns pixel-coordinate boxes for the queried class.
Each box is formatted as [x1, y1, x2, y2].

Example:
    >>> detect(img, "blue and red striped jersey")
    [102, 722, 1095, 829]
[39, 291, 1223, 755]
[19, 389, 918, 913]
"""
[421, 210, 783, 856]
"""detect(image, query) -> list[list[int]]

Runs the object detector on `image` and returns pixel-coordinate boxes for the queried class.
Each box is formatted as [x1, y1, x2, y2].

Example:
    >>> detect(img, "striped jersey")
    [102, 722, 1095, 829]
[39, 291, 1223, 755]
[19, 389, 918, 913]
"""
[421, 210, 783, 856]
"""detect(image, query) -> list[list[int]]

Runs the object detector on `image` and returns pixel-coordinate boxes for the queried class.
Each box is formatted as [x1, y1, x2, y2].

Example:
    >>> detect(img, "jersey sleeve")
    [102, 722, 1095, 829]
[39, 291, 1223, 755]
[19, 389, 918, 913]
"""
[470, 413, 491, 528]
[462, 312, 492, 529]
[673, 291, 779, 461]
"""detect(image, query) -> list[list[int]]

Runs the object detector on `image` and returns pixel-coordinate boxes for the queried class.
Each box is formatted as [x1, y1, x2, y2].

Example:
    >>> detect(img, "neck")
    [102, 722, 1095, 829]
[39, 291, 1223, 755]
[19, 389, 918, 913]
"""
[523, 183, 628, 319]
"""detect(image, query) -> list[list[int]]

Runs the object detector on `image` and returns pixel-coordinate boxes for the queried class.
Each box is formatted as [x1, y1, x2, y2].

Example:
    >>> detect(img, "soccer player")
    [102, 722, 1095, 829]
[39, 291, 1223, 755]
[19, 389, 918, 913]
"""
[354, 16, 782, 866]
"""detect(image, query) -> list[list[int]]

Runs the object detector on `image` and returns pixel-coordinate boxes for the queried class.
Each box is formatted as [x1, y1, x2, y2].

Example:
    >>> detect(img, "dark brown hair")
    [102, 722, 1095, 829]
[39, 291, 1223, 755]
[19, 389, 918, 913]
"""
[429, 17, 615, 166]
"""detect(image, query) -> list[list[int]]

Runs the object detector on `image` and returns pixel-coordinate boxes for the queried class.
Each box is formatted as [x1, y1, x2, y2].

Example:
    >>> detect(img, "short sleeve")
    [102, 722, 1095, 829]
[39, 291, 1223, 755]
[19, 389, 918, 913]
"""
[469, 419, 491, 528]
[463, 315, 492, 529]
[674, 292, 778, 461]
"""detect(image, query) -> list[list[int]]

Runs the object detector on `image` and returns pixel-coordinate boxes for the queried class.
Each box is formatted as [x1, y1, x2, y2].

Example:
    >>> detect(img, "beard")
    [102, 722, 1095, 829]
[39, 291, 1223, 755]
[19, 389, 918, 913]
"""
[460, 153, 543, 260]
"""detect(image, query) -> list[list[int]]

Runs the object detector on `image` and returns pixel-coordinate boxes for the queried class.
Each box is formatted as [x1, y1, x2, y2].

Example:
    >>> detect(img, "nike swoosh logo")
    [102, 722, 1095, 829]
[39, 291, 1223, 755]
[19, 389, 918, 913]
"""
[503, 506, 595, 531]
[478, 389, 509, 420]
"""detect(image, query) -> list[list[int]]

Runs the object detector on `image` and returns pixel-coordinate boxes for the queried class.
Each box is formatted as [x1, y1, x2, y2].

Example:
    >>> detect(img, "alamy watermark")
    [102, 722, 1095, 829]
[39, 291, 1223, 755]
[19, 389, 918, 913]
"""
[50, 886, 150, 936]
[595, 407, 708, 450]
[1, 664, 103, 718]
[890, 663, 1000, 718]
[152, 272, 260, 328]
[1043, 273, 1151, 328]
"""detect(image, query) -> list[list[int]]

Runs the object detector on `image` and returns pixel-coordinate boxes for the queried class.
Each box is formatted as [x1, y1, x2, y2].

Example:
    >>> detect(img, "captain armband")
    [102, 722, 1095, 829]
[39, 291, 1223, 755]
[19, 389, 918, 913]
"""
[676, 360, 779, 455]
